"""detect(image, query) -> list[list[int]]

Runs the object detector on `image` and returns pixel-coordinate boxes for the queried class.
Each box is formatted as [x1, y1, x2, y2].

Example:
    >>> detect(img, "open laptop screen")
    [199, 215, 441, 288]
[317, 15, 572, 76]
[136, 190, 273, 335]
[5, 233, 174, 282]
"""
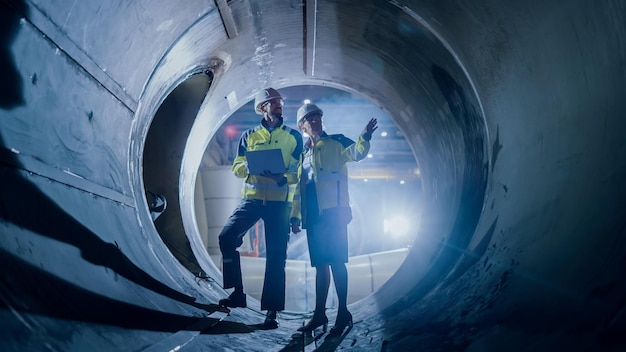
[245, 149, 287, 175]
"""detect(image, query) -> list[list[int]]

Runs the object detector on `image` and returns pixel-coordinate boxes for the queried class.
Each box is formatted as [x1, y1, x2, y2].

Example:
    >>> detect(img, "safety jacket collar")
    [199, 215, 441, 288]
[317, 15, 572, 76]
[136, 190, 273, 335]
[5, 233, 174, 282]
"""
[305, 131, 328, 149]
[260, 116, 285, 130]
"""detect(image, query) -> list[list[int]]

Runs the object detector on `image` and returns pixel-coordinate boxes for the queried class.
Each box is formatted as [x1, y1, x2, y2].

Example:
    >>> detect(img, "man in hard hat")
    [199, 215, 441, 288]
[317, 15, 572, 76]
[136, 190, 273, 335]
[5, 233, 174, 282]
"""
[291, 102, 377, 336]
[217, 87, 303, 329]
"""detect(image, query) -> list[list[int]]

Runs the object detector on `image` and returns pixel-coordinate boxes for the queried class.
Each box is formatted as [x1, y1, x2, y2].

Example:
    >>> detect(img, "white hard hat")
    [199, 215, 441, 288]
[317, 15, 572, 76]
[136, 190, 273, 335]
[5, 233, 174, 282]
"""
[254, 88, 283, 114]
[297, 103, 323, 122]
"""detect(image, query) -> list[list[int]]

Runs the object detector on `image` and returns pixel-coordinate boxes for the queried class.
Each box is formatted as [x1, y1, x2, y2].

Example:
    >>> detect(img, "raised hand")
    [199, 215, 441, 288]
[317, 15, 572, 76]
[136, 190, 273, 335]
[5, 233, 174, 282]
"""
[363, 118, 378, 140]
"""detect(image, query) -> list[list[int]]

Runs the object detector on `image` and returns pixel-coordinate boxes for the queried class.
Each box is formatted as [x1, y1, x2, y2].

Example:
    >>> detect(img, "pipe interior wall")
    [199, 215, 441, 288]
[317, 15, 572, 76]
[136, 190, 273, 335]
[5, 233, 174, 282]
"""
[1, 0, 626, 351]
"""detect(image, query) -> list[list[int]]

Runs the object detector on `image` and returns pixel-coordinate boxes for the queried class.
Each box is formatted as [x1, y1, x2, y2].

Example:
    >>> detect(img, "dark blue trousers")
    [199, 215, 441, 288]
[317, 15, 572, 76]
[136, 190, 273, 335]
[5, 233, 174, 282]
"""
[218, 199, 291, 311]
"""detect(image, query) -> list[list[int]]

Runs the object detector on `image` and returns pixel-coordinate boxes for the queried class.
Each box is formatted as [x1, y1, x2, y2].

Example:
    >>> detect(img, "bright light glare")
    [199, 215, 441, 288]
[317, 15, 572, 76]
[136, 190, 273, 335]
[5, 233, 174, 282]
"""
[384, 216, 410, 237]
[303, 99, 311, 104]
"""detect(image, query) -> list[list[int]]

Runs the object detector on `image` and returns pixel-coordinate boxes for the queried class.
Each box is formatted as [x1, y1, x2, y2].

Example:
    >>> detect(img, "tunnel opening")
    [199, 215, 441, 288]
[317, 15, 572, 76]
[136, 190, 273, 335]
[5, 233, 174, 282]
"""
[193, 84, 423, 313]
[155, 0, 493, 323]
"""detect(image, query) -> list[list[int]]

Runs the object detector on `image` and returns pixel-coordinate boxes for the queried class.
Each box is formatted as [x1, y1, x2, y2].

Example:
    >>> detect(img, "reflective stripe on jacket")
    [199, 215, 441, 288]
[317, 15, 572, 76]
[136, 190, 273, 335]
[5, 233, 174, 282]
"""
[232, 119, 303, 202]
[292, 131, 370, 224]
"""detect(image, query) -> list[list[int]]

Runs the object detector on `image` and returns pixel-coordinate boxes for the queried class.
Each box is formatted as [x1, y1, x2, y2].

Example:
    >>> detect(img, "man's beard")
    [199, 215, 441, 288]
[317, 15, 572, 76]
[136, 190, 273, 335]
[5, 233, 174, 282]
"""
[270, 111, 283, 119]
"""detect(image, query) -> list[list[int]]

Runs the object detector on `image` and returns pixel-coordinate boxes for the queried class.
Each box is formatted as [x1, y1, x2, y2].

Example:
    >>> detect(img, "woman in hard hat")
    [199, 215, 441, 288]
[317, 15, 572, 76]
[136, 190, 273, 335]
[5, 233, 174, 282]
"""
[291, 102, 378, 336]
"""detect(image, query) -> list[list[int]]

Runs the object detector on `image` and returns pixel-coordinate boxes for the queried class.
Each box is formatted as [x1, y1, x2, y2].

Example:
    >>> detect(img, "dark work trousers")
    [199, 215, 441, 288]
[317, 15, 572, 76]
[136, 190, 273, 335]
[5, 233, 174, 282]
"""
[218, 199, 291, 311]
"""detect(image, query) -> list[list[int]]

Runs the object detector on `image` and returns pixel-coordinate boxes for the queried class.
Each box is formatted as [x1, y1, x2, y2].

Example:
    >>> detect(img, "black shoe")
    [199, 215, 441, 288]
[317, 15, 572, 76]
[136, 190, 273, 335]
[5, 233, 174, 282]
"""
[218, 291, 247, 308]
[328, 310, 352, 337]
[262, 310, 279, 329]
[297, 313, 328, 333]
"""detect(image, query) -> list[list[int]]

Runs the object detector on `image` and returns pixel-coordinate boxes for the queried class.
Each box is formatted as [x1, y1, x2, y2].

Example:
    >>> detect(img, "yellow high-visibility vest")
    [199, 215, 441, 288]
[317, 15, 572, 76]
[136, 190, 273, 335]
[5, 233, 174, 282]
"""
[292, 131, 370, 225]
[232, 120, 303, 203]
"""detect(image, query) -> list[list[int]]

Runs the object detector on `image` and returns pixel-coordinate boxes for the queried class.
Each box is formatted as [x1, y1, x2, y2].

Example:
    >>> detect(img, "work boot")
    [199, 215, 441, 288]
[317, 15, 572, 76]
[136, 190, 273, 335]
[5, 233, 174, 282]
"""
[263, 310, 279, 329]
[218, 290, 247, 308]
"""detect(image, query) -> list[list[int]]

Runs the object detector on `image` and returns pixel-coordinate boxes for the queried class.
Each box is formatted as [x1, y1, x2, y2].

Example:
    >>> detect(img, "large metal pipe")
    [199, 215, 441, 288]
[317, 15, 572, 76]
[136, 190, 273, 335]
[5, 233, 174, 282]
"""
[1, 1, 625, 351]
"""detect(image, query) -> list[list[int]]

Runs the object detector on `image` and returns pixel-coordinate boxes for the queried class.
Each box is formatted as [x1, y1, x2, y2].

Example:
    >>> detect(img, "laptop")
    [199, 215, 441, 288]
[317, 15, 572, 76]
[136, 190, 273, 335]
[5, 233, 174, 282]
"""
[245, 149, 287, 175]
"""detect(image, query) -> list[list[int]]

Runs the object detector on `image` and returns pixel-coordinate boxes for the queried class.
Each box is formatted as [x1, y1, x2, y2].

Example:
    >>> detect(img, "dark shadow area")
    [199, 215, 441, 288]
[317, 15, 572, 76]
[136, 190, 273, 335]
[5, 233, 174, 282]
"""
[0, 247, 229, 332]
[278, 328, 355, 352]
[144, 72, 211, 275]
[0, 158, 212, 308]
[380, 321, 474, 352]
[279, 332, 323, 352]
[430, 64, 489, 269]
[201, 320, 254, 334]
[438, 217, 499, 286]
[0, 0, 26, 109]
[315, 327, 355, 352]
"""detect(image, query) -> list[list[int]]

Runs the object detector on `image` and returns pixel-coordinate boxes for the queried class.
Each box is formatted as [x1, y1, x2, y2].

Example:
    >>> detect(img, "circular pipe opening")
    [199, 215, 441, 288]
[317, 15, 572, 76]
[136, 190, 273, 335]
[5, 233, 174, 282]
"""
[130, 1, 493, 317]
[195, 85, 422, 312]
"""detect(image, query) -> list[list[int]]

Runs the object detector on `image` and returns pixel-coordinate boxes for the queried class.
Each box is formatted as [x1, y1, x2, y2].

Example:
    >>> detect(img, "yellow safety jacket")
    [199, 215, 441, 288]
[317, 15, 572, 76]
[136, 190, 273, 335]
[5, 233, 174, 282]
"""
[232, 119, 303, 202]
[292, 131, 371, 226]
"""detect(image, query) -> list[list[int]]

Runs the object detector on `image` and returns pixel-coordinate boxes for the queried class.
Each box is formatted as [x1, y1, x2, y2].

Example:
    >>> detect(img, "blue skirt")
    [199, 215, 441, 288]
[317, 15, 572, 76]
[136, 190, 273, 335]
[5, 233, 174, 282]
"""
[306, 207, 351, 267]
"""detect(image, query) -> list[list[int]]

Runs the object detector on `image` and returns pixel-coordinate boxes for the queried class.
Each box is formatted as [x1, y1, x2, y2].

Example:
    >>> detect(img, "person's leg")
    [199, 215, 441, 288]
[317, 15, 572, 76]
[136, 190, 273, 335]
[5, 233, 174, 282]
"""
[218, 200, 260, 306]
[327, 262, 352, 335]
[314, 265, 331, 314]
[259, 202, 290, 311]
[330, 263, 348, 312]
[297, 264, 330, 332]
[327, 211, 352, 335]
[298, 219, 331, 332]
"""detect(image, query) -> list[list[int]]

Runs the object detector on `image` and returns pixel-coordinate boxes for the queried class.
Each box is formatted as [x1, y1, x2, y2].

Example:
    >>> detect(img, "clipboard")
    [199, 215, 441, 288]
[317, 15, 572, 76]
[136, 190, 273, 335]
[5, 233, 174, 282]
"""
[246, 149, 287, 175]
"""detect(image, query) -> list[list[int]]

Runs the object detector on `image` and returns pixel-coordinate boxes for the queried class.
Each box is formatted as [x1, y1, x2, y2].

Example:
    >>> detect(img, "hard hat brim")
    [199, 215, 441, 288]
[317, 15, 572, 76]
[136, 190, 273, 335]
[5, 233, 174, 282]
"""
[254, 91, 284, 114]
